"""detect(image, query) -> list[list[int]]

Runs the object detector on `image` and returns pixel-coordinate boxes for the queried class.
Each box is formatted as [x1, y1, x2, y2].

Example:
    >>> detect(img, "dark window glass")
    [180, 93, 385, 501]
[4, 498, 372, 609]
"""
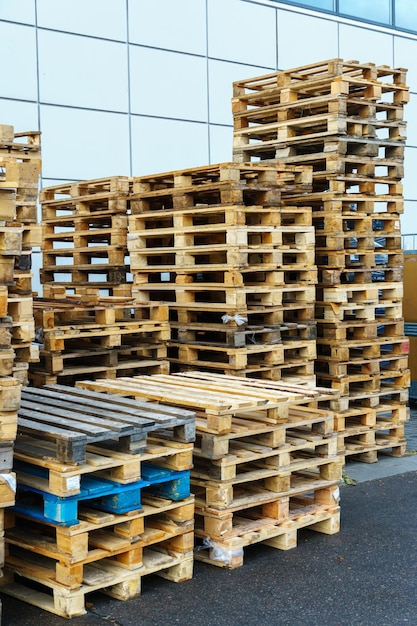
[395, 0, 417, 30]
[339, 0, 391, 24]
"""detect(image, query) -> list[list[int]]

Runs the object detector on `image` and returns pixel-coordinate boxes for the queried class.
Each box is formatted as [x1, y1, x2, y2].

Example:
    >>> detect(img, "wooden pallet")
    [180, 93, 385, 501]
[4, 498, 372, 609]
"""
[130, 162, 312, 214]
[192, 459, 342, 512]
[128, 203, 312, 232]
[13, 434, 194, 496]
[234, 112, 406, 156]
[234, 134, 406, 165]
[318, 266, 403, 286]
[29, 359, 170, 388]
[17, 385, 196, 463]
[194, 404, 334, 460]
[170, 320, 316, 348]
[168, 303, 316, 328]
[315, 300, 403, 322]
[317, 335, 409, 361]
[77, 373, 339, 436]
[133, 282, 316, 309]
[40, 176, 131, 220]
[40, 264, 130, 288]
[14, 465, 191, 524]
[37, 343, 168, 376]
[6, 495, 193, 580]
[232, 59, 408, 104]
[43, 211, 128, 247]
[1, 546, 193, 617]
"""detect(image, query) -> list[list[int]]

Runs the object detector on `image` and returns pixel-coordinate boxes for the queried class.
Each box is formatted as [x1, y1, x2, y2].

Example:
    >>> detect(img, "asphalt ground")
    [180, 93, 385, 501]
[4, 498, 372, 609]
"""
[1, 411, 416, 626]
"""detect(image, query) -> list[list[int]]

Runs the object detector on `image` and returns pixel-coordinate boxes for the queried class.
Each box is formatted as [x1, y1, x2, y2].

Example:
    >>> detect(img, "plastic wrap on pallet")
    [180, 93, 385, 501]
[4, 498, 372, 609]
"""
[199, 537, 244, 565]
[221, 314, 248, 327]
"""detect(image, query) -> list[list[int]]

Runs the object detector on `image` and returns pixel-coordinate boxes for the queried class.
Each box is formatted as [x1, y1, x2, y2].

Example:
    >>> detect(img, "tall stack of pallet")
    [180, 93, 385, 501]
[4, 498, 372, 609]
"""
[0, 125, 41, 386]
[31, 178, 169, 385]
[1, 385, 196, 617]
[129, 162, 317, 384]
[0, 124, 42, 580]
[232, 58, 410, 462]
[76, 373, 342, 569]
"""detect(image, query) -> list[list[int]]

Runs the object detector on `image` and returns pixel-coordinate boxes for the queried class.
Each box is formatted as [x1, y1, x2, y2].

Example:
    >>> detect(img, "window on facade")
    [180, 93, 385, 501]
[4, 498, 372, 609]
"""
[395, 0, 417, 31]
[338, 0, 391, 25]
[295, 0, 334, 9]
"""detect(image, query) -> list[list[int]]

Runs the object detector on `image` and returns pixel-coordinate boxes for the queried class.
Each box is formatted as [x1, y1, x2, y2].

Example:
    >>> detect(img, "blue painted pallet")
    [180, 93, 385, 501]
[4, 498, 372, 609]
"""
[142, 463, 190, 501]
[14, 463, 190, 526]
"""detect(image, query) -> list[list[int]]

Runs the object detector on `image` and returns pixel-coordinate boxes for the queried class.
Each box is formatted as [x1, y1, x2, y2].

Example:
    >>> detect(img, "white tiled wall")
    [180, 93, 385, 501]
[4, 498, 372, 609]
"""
[0, 0, 416, 238]
[37, 0, 127, 39]
[276, 10, 339, 68]
[38, 31, 129, 111]
[128, 0, 207, 55]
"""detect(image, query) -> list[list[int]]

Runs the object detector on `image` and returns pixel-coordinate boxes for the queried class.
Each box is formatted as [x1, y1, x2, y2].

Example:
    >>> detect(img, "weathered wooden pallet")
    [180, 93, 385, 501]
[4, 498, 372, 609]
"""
[168, 303, 316, 329]
[77, 373, 339, 436]
[130, 162, 312, 214]
[130, 252, 287, 275]
[42, 211, 128, 247]
[233, 93, 405, 134]
[233, 134, 406, 164]
[333, 400, 408, 433]
[170, 320, 316, 348]
[134, 282, 316, 309]
[232, 59, 408, 103]
[194, 403, 334, 461]
[28, 359, 170, 388]
[169, 359, 316, 384]
[192, 455, 342, 511]
[340, 421, 406, 462]
[315, 300, 403, 322]
[40, 176, 131, 220]
[14, 464, 191, 524]
[319, 281, 404, 306]
[40, 264, 130, 288]
[316, 249, 403, 270]
[193, 437, 338, 483]
[39, 321, 170, 352]
[233, 114, 406, 157]
[283, 152, 404, 181]
[167, 342, 285, 371]
[128, 203, 312, 234]
[0, 546, 193, 617]
[13, 435, 193, 495]
[317, 368, 410, 398]
[168, 338, 316, 370]
[42, 245, 127, 268]
[6, 495, 194, 581]
[195, 504, 340, 568]
[287, 188, 405, 214]
[313, 211, 401, 235]
[37, 343, 168, 375]
[42, 283, 134, 299]
[18, 385, 196, 463]
[316, 353, 409, 378]
[318, 266, 403, 286]
[317, 335, 409, 361]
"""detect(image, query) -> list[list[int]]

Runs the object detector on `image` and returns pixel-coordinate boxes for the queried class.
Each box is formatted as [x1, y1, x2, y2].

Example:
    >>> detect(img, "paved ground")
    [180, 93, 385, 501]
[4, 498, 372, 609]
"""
[1, 409, 416, 626]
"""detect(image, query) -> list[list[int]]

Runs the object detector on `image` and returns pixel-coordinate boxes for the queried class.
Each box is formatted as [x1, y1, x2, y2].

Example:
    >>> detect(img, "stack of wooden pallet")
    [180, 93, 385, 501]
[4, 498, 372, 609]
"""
[32, 178, 170, 385]
[0, 124, 42, 386]
[0, 385, 196, 617]
[129, 162, 317, 383]
[29, 295, 170, 386]
[76, 373, 342, 569]
[0, 124, 42, 579]
[40, 176, 132, 297]
[232, 58, 410, 463]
